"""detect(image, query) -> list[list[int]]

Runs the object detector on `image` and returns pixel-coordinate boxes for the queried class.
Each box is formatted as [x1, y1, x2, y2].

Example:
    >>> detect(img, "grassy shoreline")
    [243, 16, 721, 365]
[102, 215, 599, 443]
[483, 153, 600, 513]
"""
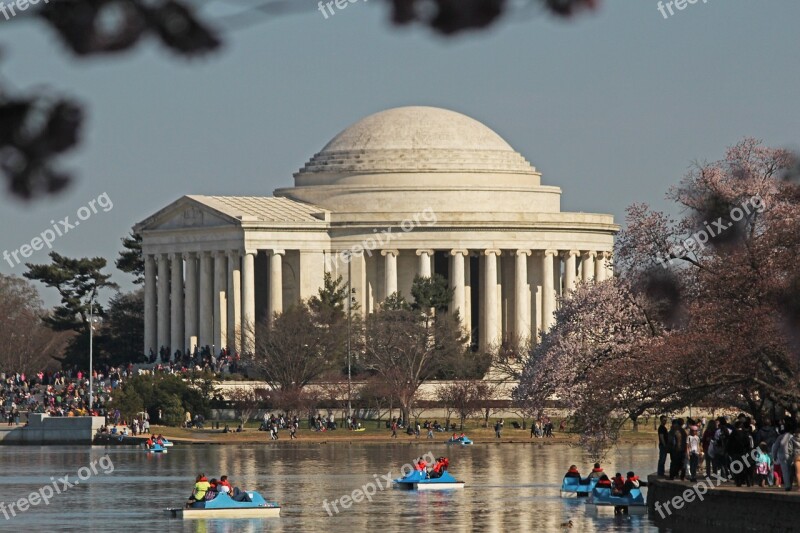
[145, 422, 659, 446]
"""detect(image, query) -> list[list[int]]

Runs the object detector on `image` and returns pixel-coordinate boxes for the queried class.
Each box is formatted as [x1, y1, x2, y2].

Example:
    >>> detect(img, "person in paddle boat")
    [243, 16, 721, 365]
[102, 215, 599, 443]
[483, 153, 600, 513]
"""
[156, 434, 164, 445]
[206, 478, 219, 500]
[620, 471, 640, 496]
[595, 474, 613, 489]
[217, 475, 232, 495]
[429, 457, 450, 478]
[145, 436, 154, 449]
[564, 465, 581, 480]
[415, 458, 428, 472]
[587, 463, 604, 479]
[186, 474, 211, 508]
[611, 472, 625, 494]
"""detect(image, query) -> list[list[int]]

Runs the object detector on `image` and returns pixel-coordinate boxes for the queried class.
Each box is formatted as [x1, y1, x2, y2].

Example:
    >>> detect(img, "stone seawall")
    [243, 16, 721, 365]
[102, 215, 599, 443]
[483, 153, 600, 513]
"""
[647, 474, 800, 532]
[0, 414, 104, 445]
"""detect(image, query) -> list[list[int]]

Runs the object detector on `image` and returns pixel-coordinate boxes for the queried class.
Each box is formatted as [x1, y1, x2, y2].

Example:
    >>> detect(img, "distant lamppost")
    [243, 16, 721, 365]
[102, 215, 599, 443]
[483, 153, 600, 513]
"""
[87, 287, 98, 413]
[347, 261, 352, 419]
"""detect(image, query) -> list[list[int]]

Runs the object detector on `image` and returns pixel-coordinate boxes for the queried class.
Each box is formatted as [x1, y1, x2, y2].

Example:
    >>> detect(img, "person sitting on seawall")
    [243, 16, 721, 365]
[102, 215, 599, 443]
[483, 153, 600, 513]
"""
[186, 474, 210, 508]
[611, 473, 625, 494]
[595, 474, 613, 489]
[587, 463, 604, 479]
[563, 465, 581, 480]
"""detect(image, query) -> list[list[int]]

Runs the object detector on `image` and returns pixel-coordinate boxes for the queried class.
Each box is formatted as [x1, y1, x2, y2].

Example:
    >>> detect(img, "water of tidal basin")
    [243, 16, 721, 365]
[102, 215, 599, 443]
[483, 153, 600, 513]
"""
[0, 442, 668, 532]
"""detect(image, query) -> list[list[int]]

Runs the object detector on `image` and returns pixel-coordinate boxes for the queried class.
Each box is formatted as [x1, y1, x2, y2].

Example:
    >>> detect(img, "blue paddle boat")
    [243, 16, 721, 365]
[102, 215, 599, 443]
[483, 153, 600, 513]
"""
[560, 476, 598, 497]
[393, 470, 465, 491]
[145, 443, 167, 453]
[166, 491, 281, 519]
[447, 436, 473, 446]
[585, 486, 646, 515]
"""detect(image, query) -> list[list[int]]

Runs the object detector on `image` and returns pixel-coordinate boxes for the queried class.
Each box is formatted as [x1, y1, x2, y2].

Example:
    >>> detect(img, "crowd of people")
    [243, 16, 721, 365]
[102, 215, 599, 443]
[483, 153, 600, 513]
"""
[149, 345, 243, 376]
[657, 414, 800, 491]
[0, 367, 131, 419]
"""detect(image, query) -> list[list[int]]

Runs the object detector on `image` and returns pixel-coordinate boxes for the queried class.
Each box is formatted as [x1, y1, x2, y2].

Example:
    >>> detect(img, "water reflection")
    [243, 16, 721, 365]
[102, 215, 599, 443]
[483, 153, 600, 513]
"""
[0, 442, 666, 532]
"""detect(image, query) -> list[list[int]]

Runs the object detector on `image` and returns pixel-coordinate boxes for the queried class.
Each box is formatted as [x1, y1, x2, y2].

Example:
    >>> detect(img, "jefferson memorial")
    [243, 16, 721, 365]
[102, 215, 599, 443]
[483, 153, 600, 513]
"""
[135, 106, 617, 358]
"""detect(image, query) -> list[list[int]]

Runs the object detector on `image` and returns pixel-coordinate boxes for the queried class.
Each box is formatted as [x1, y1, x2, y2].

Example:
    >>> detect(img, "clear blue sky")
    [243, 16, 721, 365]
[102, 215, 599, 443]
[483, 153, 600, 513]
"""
[2, 0, 799, 305]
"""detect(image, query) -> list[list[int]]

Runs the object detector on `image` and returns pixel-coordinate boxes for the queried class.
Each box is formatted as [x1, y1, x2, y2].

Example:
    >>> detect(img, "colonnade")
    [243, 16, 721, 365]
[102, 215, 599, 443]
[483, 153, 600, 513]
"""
[144, 246, 612, 359]
[143, 249, 285, 360]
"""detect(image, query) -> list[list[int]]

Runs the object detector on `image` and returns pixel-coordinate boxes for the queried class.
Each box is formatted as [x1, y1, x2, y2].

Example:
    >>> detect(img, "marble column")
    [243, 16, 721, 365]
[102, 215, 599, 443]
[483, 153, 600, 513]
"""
[242, 250, 256, 352]
[417, 249, 433, 278]
[450, 250, 467, 328]
[156, 253, 170, 352]
[198, 252, 213, 349]
[464, 254, 472, 340]
[183, 252, 198, 353]
[483, 250, 501, 350]
[268, 250, 284, 326]
[144, 254, 157, 355]
[213, 251, 227, 356]
[595, 251, 607, 282]
[564, 250, 580, 293]
[227, 250, 241, 353]
[582, 251, 596, 282]
[604, 252, 614, 279]
[381, 249, 398, 300]
[542, 250, 557, 332]
[515, 250, 531, 343]
[169, 253, 184, 361]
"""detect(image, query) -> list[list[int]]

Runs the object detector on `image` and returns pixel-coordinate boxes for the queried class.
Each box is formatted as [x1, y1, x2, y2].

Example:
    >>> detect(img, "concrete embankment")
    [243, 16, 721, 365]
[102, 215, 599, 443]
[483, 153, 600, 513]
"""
[647, 474, 800, 532]
[0, 414, 104, 445]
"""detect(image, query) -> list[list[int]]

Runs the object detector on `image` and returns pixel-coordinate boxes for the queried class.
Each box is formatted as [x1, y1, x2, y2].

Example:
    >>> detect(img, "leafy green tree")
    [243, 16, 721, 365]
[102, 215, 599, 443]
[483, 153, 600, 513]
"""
[411, 273, 453, 312]
[103, 290, 144, 365]
[123, 373, 209, 426]
[115, 231, 144, 284]
[24, 252, 118, 367]
[109, 384, 144, 424]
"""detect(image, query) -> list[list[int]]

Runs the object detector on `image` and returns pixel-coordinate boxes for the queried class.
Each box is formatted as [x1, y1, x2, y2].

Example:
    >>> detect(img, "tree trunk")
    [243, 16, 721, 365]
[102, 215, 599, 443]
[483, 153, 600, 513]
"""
[631, 416, 639, 432]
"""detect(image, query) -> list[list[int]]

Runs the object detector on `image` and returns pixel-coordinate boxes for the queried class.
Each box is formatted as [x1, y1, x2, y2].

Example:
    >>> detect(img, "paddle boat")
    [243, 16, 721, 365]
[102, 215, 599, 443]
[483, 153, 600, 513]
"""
[447, 435, 473, 446]
[159, 438, 174, 447]
[393, 469, 465, 491]
[585, 486, 647, 515]
[145, 443, 167, 453]
[560, 476, 598, 497]
[166, 491, 281, 519]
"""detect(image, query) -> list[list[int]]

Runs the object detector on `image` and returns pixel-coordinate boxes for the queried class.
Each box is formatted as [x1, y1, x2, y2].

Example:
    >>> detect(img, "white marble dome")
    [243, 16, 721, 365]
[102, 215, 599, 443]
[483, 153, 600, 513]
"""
[296, 106, 537, 177]
[279, 106, 555, 214]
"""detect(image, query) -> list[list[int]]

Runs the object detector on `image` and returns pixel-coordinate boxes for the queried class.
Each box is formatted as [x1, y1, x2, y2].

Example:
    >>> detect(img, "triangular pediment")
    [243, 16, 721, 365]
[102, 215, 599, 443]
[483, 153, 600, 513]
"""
[135, 196, 241, 232]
